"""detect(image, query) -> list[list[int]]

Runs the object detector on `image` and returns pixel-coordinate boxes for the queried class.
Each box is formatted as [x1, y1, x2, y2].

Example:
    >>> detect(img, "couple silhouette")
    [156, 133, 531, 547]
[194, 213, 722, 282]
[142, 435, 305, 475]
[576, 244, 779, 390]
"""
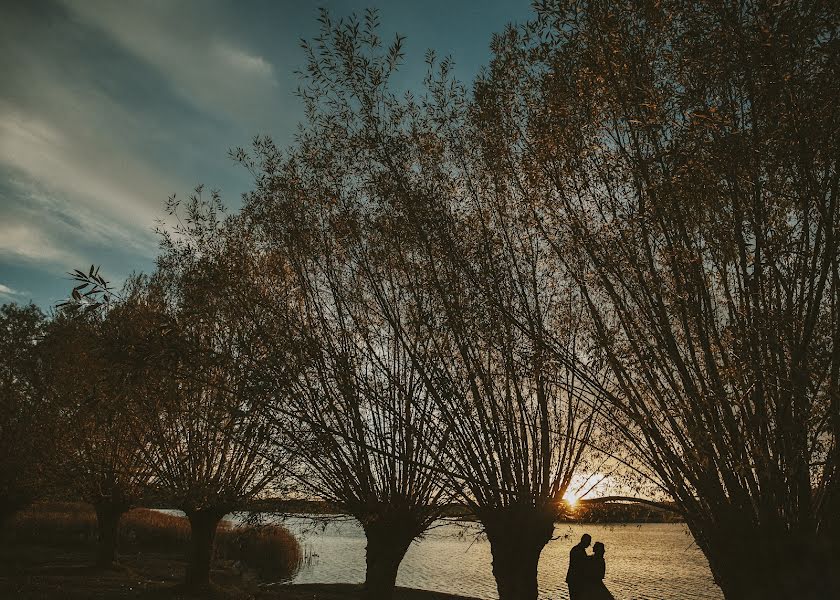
[565, 533, 615, 600]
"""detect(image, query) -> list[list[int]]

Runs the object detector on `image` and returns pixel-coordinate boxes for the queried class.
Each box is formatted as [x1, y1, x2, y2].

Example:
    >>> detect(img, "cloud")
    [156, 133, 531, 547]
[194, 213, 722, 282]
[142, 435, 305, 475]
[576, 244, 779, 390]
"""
[1, 172, 161, 257]
[0, 0, 308, 307]
[0, 283, 25, 303]
[0, 284, 23, 297]
[0, 100, 173, 270]
[214, 42, 275, 79]
[0, 105, 169, 233]
[58, 0, 283, 125]
[0, 221, 85, 267]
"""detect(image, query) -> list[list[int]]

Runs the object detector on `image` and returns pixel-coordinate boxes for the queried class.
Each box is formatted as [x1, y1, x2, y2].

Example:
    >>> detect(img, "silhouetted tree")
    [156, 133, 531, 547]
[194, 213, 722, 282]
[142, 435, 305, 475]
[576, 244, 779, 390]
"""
[477, 1, 840, 598]
[251, 216, 451, 598]
[140, 194, 294, 591]
[277, 294, 452, 600]
[240, 80, 454, 599]
[0, 303, 49, 524]
[40, 310, 151, 567]
[234, 11, 610, 599]
[63, 196, 296, 590]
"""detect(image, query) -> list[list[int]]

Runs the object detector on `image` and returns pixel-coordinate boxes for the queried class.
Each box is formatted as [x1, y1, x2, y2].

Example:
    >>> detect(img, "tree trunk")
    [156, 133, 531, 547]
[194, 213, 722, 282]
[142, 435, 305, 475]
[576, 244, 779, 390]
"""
[478, 506, 555, 600]
[93, 502, 125, 568]
[0, 500, 24, 529]
[697, 523, 840, 600]
[361, 514, 421, 600]
[185, 509, 223, 590]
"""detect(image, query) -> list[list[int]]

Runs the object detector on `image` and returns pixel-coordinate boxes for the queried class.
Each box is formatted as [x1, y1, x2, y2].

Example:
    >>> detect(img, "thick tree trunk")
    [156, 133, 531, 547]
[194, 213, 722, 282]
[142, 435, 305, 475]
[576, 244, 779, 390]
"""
[697, 523, 840, 600]
[0, 501, 23, 529]
[185, 509, 223, 590]
[361, 513, 422, 600]
[478, 506, 555, 600]
[93, 502, 125, 568]
[0, 486, 34, 529]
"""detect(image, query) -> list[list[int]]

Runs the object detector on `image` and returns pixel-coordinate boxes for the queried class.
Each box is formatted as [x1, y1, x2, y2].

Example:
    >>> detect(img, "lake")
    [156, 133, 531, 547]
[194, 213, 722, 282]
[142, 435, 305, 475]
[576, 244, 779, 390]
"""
[262, 516, 724, 600]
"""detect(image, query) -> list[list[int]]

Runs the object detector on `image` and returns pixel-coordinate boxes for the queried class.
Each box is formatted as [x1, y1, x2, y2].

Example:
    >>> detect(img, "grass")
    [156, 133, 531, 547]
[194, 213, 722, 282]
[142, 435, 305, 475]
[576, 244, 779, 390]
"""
[3, 502, 302, 581]
[216, 522, 302, 580]
[0, 503, 481, 599]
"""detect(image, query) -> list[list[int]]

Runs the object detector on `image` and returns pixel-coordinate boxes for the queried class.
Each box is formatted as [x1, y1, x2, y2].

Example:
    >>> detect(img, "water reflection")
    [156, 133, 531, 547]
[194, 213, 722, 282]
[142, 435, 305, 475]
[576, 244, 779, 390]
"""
[275, 517, 723, 600]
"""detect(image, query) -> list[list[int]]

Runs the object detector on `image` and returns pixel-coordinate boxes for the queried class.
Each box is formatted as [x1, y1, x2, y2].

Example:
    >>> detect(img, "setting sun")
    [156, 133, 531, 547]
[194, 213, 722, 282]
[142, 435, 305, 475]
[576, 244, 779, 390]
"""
[563, 490, 580, 507]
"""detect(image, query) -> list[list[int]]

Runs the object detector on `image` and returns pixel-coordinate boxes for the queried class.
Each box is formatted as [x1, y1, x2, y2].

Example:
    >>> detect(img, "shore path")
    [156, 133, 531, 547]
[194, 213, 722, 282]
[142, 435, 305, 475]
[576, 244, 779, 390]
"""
[0, 543, 482, 599]
[272, 583, 481, 599]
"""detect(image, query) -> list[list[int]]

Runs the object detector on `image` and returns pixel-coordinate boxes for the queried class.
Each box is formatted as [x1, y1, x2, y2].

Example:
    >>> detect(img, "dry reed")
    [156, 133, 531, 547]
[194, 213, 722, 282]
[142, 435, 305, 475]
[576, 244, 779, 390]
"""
[2, 502, 302, 580]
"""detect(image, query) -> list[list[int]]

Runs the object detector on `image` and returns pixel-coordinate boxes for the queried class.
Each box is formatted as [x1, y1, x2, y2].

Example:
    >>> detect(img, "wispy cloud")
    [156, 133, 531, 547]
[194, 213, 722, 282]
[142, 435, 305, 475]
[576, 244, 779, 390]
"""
[0, 0, 288, 306]
[0, 0, 524, 309]
[214, 42, 276, 80]
[0, 96, 170, 280]
[59, 0, 283, 125]
[0, 174, 160, 263]
[0, 220, 86, 269]
[0, 283, 24, 298]
[0, 103, 174, 245]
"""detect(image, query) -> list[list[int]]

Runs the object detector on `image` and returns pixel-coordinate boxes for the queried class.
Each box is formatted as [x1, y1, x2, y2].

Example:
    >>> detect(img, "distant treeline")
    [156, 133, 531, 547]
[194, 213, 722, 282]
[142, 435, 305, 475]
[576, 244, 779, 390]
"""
[243, 499, 683, 524]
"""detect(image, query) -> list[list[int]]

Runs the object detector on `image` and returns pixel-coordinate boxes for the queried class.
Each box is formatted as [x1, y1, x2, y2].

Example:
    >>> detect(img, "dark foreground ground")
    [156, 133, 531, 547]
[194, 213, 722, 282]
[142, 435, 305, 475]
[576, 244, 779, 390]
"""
[0, 543, 480, 600]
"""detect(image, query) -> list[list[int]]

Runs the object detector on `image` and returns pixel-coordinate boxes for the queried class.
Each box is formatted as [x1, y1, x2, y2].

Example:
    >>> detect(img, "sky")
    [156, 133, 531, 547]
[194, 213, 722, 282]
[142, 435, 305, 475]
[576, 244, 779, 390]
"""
[0, 0, 534, 309]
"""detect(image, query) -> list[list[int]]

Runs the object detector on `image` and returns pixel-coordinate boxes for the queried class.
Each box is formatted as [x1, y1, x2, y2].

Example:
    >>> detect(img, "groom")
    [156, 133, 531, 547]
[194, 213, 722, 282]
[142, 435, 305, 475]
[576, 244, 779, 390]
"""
[566, 533, 592, 599]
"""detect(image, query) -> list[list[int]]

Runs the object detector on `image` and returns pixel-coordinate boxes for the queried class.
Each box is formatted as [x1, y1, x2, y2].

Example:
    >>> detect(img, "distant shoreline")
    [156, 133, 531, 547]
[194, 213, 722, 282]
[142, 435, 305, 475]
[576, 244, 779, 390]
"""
[230, 499, 684, 524]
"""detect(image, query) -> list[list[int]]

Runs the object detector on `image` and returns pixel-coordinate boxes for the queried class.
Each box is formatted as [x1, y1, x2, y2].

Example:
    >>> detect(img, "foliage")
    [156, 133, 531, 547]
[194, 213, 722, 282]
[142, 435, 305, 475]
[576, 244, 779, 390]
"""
[39, 309, 151, 514]
[474, 1, 840, 598]
[231, 11, 613, 599]
[48, 3, 840, 599]
[0, 303, 50, 522]
[2, 502, 302, 580]
[139, 191, 294, 516]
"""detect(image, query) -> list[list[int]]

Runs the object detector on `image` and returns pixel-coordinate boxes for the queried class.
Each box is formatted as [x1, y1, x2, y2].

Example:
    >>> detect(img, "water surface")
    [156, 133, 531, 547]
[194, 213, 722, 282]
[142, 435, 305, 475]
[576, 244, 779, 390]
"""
[273, 517, 723, 600]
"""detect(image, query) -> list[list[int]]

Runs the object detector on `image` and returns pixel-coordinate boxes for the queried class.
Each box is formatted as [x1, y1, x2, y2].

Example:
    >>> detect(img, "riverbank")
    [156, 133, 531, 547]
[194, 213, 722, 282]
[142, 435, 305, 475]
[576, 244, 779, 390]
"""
[0, 503, 480, 599]
[0, 543, 479, 599]
[241, 499, 683, 523]
[0, 502, 306, 599]
[3, 502, 301, 578]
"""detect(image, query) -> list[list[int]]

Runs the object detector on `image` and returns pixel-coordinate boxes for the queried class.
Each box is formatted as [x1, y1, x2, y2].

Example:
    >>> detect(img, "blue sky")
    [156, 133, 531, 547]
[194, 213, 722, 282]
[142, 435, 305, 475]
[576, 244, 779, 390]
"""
[0, 0, 533, 308]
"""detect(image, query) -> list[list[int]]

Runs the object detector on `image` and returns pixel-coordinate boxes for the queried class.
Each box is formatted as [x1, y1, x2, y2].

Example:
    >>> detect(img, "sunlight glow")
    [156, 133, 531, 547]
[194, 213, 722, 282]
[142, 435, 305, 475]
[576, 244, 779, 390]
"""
[563, 490, 580, 508]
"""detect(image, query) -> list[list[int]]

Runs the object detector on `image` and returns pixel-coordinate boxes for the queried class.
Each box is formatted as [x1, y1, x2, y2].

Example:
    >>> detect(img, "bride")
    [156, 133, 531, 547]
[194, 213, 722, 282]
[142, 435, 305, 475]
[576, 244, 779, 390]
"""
[582, 542, 616, 600]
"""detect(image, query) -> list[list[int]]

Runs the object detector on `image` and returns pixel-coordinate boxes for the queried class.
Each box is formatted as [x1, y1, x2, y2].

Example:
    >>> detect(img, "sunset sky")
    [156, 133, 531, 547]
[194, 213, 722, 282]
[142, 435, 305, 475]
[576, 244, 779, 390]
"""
[0, 0, 532, 308]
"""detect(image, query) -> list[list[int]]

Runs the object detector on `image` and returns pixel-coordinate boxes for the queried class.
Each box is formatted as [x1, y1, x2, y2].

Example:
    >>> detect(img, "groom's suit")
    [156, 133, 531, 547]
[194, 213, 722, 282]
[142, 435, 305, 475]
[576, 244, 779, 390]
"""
[566, 541, 590, 599]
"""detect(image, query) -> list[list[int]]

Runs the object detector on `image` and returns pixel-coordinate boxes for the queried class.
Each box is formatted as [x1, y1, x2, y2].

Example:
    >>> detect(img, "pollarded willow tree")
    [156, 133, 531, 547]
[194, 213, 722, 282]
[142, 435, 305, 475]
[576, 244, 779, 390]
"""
[239, 120, 455, 600]
[475, 1, 840, 598]
[68, 194, 300, 590]
[267, 276, 452, 599]
[40, 310, 151, 567]
[233, 11, 612, 599]
[132, 195, 297, 591]
[367, 66, 616, 600]
[378, 205, 610, 600]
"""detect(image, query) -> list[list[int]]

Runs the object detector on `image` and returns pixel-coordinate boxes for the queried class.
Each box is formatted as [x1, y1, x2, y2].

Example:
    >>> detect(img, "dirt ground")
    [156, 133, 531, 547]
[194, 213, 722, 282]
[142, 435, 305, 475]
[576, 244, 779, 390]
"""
[0, 543, 479, 600]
